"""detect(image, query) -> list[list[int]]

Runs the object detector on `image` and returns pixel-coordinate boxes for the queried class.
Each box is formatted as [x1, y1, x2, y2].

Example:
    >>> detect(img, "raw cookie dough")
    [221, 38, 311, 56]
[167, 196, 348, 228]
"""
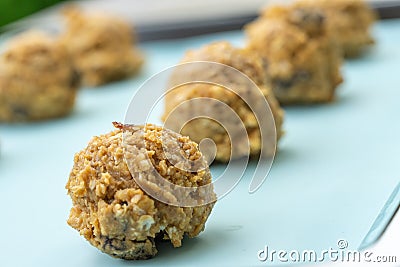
[162, 42, 284, 162]
[245, 6, 343, 104]
[66, 123, 215, 260]
[0, 31, 78, 122]
[60, 7, 143, 86]
[296, 0, 376, 57]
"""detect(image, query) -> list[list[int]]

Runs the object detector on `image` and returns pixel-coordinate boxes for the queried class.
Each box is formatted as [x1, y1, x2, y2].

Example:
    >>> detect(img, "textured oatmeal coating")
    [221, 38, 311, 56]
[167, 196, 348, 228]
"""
[60, 7, 143, 86]
[162, 42, 284, 162]
[0, 31, 77, 122]
[66, 123, 215, 260]
[245, 6, 343, 104]
[295, 0, 376, 58]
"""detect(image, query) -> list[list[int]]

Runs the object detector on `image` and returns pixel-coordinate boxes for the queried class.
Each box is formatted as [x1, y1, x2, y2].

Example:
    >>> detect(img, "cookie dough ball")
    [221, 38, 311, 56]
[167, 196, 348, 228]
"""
[66, 123, 215, 260]
[162, 42, 284, 162]
[60, 7, 143, 86]
[296, 0, 376, 57]
[245, 6, 343, 104]
[0, 31, 77, 122]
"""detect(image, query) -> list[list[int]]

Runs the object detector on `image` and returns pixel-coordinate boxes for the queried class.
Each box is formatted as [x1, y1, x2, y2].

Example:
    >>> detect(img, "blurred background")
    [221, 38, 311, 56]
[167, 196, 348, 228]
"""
[0, 0, 65, 27]
[2, 0, 399, 41]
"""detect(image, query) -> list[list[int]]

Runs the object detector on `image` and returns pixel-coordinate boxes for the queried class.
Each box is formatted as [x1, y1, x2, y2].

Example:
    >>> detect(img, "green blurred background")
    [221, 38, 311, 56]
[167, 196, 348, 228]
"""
[0, 0, 65, 27]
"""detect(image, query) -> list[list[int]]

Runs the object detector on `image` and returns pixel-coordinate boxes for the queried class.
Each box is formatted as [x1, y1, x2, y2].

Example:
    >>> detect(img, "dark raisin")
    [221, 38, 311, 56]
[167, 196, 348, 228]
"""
[273, 78, 294, 90]
[272, 70, 310, 91]
[69, 69, 80, 88]
[261, 57, 269, 70]
[103, 237, 126, 251]
[290, 8, 325, 36]
[294, 70, 310, 82]
[11, 105, 29, 119]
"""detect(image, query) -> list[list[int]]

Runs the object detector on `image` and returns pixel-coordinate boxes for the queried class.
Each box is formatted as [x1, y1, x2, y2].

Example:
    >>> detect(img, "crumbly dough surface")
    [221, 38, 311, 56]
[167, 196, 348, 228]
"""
[66, 123, 215, 260]
[60, 8, 143, 86]
[162, 42, 284, 162]
[245, 6, 343, 104]
[296, 0, 376, 57]
[0, 31, 77, 122]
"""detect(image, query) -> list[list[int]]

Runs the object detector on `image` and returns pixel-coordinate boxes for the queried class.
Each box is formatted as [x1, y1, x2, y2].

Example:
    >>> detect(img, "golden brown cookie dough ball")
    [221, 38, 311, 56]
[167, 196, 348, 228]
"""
[162, 42, 284, 162]
[66, 123, 215, 260]
[296, 0, 376, 57]
[245, 6, 343, 104]
[0, 31, 77, 122]
[60, 7, 143, 87]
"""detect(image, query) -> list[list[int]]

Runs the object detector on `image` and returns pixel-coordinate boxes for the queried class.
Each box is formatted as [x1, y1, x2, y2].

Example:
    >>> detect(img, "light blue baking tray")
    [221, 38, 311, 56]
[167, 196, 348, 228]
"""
[0, 19, 399, 267]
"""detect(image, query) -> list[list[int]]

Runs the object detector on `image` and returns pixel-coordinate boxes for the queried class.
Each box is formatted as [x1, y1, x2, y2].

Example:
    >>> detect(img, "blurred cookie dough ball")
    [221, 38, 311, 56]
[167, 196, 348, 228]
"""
[162, 42, 284, 162]
[296, 0, 376, 57]
[66, 122, 215, 260]
[245, 6, 343, 104]
[60, 7, 143, 86]
[0, 31, 78, 122]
